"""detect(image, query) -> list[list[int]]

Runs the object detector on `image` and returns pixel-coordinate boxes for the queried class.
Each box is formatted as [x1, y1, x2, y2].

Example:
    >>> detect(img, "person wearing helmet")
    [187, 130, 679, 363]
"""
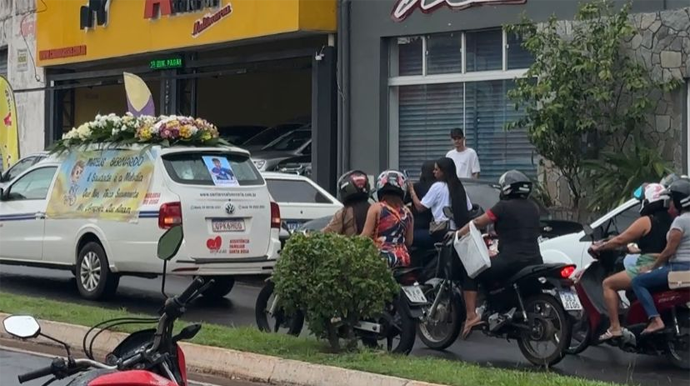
[452, 170, 546, 338]
[361, 170, 414, 268]
[323, 170, 372, 236]
[589, 182, 673, 341]
[632, 178, 690, 335]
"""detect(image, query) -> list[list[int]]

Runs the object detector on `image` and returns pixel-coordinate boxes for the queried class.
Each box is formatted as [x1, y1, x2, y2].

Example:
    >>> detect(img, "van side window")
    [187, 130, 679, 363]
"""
[5, 167, 57, 201]
[3, 157, 36, 182]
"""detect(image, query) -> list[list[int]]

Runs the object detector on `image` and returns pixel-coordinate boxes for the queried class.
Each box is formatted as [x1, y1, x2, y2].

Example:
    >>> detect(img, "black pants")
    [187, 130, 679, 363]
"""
[459, 252, 542, 292]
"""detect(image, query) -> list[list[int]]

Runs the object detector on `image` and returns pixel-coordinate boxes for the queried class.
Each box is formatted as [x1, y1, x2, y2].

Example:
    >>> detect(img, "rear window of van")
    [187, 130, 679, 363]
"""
[162, 152, 264, 186]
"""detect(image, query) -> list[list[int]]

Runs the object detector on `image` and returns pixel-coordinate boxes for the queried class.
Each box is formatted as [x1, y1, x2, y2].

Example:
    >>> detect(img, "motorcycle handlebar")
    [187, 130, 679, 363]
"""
[176, 277, 205, 305]
[18, 365, 54, 383]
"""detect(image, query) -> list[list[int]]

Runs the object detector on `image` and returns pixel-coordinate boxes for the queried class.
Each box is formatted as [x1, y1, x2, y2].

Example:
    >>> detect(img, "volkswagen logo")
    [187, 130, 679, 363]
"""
[224, 202, 235, 215]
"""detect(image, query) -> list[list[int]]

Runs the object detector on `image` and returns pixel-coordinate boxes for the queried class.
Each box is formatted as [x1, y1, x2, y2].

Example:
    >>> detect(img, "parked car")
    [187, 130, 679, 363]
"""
[0, 152, 49, 188]
[298, 178, 583, 241]
[263, 172, 341, 245]
[0, 145, 281, 301]
[251, 126, 311, 172]
[218, 125, 267, 145]
[242, 118, 309, 152]
[540, 198, 639, 271]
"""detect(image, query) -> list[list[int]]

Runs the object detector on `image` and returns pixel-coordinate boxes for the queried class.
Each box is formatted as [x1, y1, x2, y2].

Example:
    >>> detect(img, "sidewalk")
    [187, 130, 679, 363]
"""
[0, 313, 441, 386]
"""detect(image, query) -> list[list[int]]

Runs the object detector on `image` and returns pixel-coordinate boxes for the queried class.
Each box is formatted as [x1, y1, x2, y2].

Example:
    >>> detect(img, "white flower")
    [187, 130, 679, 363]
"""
[76, 123, 92, 140]
[62, 128, 78, 140]
[112, 128, 120, 136]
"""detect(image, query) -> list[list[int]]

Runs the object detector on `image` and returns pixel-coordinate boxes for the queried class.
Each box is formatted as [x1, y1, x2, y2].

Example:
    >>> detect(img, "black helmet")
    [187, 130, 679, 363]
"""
[669, 178, 690, 212]
[337, 170, 371, 203]
[498, 170, 532, 199]
[375, 170, 407, 200]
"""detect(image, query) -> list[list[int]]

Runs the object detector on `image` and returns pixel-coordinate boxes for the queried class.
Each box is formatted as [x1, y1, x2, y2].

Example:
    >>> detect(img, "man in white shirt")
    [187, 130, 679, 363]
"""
[446, 128, 480, 179]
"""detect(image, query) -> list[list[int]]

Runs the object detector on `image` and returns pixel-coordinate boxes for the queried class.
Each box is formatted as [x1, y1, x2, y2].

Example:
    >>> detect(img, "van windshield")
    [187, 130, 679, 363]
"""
[162, 152, 264, 186]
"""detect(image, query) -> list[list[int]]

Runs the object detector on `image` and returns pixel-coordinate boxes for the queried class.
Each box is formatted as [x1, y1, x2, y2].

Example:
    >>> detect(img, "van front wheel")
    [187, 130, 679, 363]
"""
[76, 242, 120, 301]
[200, 276, 235, 299]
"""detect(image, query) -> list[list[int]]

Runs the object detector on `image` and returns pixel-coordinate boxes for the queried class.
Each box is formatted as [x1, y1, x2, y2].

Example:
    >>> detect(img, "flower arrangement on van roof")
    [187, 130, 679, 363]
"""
[50, 113, 229, 153]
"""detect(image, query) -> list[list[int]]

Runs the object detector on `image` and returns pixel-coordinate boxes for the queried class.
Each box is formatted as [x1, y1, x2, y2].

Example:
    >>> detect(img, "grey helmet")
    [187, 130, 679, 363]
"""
[669, 178, 690, 211]
[498, 170, 533, 199]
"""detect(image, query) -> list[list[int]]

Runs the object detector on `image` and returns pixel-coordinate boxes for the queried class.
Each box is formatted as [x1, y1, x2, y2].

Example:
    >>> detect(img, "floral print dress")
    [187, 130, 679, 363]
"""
[375, 202, 412, 268]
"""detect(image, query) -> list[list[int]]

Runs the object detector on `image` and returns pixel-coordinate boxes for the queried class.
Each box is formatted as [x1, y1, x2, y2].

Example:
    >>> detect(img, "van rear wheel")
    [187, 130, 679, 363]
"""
[76, 242, 119, 301]
[200, 276, 235, 299]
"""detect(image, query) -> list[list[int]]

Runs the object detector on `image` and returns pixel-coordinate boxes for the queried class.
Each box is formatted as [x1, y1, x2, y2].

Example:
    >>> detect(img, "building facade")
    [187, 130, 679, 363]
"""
[0, 0, 46, 160]
[339, 0, 690, 186]
[36, 0, 340, 190]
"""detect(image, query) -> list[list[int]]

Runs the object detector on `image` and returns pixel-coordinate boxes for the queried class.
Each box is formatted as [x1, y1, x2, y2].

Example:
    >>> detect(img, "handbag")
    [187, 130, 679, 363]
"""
[429, 220, 450, 235]
[668, 270, 690, 290]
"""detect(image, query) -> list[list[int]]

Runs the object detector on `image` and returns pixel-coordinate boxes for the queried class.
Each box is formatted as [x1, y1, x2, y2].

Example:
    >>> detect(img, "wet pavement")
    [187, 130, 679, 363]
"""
[1, 265, 689, 386]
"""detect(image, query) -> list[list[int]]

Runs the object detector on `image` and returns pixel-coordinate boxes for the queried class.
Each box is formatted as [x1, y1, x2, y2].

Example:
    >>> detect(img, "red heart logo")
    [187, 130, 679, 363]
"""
[206, 236, 222, 250]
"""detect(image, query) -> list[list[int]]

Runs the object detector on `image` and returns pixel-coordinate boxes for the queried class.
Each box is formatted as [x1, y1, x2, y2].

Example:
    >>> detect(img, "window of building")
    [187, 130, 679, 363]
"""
[389, 28, 536, 180]
[0, 48, 7, 77]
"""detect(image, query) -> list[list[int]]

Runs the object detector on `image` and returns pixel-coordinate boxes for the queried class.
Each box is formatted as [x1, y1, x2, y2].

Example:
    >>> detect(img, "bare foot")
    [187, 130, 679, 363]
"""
[461, 314, 484, 340]
[641, 317, 665, 335]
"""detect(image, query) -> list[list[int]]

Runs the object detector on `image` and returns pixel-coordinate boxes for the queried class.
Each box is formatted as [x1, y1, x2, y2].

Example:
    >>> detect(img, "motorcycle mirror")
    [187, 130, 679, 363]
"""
[3, 315, 41, 339]
[173, 323, 202, 343]
[157, 225, 184, 261]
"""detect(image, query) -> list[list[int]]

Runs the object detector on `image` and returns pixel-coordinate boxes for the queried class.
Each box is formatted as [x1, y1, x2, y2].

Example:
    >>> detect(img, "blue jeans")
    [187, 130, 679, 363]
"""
[412, 229, 435, 250]
[631, 261, 690, 319]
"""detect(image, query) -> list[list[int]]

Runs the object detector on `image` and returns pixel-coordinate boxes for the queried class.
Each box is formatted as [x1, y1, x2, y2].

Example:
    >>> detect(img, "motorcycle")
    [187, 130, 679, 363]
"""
[2, 225, 212, 386]
[255, 224, 427, 354]
[416, 208, 578, 367]
[572, 226, 690, 369]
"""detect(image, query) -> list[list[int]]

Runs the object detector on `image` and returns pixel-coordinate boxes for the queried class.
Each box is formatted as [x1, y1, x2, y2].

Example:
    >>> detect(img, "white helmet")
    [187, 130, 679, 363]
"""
[637, 183, 670, 215]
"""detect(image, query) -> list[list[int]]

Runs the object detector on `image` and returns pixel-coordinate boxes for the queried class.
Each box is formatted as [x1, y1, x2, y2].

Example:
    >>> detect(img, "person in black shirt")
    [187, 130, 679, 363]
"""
[454, 170, 543, 338]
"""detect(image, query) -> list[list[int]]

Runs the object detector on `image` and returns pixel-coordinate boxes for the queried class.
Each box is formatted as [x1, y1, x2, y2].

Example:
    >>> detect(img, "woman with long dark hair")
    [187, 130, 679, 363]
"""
[323, 170, 371, 235]
[406, 161, 436, 248]
[408, 157, 472, 240]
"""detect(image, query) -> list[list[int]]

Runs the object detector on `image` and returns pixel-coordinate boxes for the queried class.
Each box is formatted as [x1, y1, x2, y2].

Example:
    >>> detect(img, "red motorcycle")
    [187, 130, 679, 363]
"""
[2, 225, 212, 386]
[572, 229, 690, 369]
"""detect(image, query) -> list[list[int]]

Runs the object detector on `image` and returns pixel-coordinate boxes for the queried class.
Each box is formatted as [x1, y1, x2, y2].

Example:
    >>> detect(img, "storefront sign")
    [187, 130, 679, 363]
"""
[392, 0, 526, 21]
[36, 0, 336, 66]
[192, 4, 233, 37]
[149, 57, 184, 70]
[16, 49, 28, 72]
[46, 150, 156, 222]
[39, 45, 87, 61]
[144, 0, 220, 19]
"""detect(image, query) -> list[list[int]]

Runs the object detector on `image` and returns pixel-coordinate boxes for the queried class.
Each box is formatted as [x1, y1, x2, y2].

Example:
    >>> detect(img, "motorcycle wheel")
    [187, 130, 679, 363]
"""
[564, 311, 591, 355]
[255, 281, 304, 336]
[417, 285, 464, 350]
[517, 294, 571, 367]
[362, 297, 417, 355]
[666, 308, 690, 370]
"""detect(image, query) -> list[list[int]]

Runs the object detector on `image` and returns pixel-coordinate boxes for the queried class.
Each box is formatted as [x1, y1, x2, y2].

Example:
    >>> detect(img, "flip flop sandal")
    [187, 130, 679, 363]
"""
[598, 329, 623, 341]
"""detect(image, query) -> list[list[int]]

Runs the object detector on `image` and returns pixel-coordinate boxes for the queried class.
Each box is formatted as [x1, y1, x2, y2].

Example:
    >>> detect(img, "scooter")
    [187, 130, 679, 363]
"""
[2, 225, 212, 385]
[573, 227, 690, 369]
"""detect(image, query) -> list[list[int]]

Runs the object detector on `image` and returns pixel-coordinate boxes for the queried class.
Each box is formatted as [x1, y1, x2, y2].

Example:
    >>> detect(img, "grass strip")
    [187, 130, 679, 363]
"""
[0, 291, 618, 386]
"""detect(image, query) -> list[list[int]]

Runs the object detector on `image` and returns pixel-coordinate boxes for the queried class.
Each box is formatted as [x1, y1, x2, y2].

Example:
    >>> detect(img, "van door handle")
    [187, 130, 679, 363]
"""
[36, 212, 46, 219]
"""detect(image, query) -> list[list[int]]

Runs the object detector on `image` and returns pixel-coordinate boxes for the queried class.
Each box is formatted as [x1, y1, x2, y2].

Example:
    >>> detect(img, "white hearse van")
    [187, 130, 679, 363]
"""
[0, 145, 281, 300]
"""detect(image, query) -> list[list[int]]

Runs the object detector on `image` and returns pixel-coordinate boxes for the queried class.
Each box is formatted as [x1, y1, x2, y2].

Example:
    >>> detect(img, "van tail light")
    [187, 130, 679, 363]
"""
[270, 202, 281, 229]
[159, 202, 182, 229]
[560, 265, 576, 279]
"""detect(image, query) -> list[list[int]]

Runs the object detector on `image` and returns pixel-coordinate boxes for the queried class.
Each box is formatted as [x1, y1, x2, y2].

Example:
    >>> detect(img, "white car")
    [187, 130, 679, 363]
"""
[0, 152, 49, 188]
[262, 172, 342, 241]
[540, 198, 639, 270]
[0, 145, 281, 301]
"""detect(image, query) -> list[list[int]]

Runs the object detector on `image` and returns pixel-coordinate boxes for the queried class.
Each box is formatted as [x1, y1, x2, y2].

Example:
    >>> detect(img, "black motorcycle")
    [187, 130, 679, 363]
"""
[416, 210, 576, 367]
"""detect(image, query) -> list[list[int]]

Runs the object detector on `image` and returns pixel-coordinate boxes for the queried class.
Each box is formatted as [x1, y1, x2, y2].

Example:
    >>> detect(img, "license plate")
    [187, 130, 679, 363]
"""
[559, 290, 583, 311]
[402, 286, 427, 304]
[211, 219, 245, 232]
[285, 221, 303, 231]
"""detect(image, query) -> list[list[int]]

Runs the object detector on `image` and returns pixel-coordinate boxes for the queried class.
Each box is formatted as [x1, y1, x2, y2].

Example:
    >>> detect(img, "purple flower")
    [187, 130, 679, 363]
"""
[160, 128, 172, 139]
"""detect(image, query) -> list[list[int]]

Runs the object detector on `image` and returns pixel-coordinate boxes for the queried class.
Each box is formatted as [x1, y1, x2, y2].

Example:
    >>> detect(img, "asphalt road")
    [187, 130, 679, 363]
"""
[0, 347, 266, 386]
[1, 265, 689, 386]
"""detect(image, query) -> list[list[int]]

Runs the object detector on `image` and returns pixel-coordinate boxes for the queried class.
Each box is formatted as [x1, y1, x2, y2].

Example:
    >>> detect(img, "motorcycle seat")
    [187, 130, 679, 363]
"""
[505, 263, 568, 285]
[393, 266, 421, 280]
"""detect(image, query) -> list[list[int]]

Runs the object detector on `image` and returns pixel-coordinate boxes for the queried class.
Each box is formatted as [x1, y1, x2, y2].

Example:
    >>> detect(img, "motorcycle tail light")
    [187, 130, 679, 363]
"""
[560, 265, 576, 279]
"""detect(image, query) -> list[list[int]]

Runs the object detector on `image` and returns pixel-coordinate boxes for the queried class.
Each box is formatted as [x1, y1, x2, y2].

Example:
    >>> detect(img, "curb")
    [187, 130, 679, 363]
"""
[0, 313, 444, 386]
